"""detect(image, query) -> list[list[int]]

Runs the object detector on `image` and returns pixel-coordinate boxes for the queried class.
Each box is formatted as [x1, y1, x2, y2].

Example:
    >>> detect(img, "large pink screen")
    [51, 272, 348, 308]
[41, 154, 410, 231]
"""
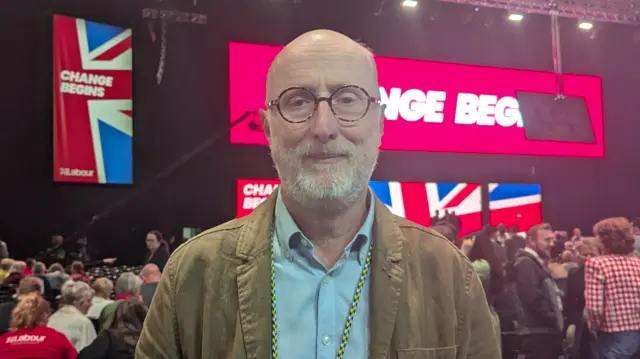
[229, 42, 604, 158]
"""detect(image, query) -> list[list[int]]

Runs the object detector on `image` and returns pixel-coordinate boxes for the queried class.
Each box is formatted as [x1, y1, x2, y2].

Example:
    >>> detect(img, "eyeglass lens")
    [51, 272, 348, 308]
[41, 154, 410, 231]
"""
[278, 87, 370, 122]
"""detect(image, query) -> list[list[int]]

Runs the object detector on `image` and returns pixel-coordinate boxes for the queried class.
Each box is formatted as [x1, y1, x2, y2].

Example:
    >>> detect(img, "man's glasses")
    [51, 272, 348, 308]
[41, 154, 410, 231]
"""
[267, 85, 380, 124]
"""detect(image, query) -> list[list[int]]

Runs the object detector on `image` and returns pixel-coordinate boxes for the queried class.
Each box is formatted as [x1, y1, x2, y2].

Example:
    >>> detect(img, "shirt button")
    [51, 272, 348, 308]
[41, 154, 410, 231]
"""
[323, 277, 330, 284]
[322, 335, 331, 346]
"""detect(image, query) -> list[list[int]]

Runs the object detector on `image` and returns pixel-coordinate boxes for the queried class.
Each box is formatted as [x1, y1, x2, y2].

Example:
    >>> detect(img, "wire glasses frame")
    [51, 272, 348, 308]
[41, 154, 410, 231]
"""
[267, 85, 381, 124]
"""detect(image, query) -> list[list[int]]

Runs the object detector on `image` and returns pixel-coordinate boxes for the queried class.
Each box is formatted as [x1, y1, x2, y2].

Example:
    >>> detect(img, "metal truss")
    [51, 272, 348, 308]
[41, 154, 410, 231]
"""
[141, 8, 208, 25]
[438, 0, 640, 25]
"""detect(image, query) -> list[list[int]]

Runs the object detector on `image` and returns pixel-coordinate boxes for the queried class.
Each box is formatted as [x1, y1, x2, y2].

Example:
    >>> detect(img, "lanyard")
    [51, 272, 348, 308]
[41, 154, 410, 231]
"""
[270, 231, 372, 359]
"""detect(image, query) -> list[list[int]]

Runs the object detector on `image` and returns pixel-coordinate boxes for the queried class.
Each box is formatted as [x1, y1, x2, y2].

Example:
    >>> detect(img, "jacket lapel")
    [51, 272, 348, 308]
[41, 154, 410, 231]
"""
[234, 193, 407, 358]
[236, 194, 276, 359]
[370, 198, 405, 359]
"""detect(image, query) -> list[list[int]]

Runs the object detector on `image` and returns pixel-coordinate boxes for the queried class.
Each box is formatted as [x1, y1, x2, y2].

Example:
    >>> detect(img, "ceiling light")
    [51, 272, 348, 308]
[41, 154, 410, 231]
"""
[508, 13, 524, 21]
[402, 0, 418, 7]
[578, 21, 594, 30]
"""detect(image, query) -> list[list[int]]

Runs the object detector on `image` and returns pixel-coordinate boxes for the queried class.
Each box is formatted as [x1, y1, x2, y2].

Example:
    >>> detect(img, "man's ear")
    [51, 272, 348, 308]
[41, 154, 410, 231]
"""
[260, 109, 271, 139]
[378, 104, 386, 134]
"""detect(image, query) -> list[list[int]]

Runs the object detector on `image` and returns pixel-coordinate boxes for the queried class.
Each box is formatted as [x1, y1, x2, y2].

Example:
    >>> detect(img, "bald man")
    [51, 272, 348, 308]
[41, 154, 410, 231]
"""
[136, 30, 499, 359]
[140, 264, 162, 308]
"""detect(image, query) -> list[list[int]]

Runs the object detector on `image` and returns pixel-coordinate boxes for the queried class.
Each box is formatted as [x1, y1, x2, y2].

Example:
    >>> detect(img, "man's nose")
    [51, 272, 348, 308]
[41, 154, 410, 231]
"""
[308, 100, 339, 142]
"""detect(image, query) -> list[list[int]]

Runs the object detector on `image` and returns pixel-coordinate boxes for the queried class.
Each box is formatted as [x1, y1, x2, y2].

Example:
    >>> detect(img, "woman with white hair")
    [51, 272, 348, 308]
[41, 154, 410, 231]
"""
[98, 272, 142, 331]
[48, 280, 97, 352]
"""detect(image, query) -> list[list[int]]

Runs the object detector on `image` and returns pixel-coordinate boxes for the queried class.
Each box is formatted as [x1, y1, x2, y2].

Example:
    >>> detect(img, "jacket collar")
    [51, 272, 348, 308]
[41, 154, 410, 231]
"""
[57, 304, 84, 317]
[235, 190, 404, 262]
[519, 247, 547, 269]
[234, 189, 405, 359]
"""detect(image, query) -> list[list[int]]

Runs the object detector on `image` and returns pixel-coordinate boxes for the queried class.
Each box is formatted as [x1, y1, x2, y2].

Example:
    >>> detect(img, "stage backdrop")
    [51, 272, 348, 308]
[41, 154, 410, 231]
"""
[237, 179, 483, 236]
[53, 14, 133, 184]
[489, 183, 543, 232]
[229, 42, 604, 158]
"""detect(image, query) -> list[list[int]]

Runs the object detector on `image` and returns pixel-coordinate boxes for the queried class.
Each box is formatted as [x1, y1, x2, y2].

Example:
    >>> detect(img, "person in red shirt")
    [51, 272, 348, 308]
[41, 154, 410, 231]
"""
[0, 293, 76, 359]
[70, 261, 91, 285]
[24, 258, 35, 276]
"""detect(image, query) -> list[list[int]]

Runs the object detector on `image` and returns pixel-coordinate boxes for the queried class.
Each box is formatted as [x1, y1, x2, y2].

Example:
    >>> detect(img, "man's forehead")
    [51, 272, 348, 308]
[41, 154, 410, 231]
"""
[270, 54, 376, 91]
[267, 32, 378, 96]
[539, 229, 554, 238]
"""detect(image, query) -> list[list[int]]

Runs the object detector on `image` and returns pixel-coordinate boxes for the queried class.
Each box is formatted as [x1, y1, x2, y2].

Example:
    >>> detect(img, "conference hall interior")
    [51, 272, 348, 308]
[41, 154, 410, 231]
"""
[1, 0, 639, 358]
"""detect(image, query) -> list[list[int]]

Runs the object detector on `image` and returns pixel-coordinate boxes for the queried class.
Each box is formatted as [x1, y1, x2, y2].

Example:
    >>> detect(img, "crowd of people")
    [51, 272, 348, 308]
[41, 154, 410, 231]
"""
[0, 230, 169, 359]
[2, 218, 639, 359]
[433, 216, 640, 359]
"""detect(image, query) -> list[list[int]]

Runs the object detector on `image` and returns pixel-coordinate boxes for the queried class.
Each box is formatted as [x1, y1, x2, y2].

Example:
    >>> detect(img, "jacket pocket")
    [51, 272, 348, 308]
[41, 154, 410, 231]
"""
[396, 346, 457, 359]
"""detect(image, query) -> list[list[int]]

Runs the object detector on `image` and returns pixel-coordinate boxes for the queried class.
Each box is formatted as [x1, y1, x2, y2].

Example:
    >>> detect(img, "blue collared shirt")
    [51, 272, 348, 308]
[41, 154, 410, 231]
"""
[271, 189, 375, 359]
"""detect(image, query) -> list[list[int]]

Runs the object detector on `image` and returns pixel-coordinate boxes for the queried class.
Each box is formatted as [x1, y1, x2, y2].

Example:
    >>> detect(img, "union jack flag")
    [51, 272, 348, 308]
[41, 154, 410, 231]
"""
[53, 15, 133, 184]
[236, 179, 483, 235]
[489, 183, 542, 232]
[369, 181, 483, 235]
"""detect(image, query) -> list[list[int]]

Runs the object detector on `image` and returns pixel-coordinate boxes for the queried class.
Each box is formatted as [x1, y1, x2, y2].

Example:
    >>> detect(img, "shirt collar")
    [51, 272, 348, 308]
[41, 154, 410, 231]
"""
[273, 187, 375, 265]
[59, 305, 84, 316]
[524, 247, 545, 266]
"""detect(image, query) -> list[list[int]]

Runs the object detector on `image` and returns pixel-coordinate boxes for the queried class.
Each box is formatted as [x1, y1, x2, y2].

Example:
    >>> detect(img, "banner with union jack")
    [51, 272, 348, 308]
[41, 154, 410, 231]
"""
[237, 179, 483, 236]
[53, 15, 133, 184]
[369, 181, 482, 235]
[489, 183, 542, 232]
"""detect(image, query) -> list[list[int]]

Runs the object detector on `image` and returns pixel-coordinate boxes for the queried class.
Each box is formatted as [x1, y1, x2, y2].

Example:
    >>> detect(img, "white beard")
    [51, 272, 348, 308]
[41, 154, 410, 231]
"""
[269, 136, 379, 212]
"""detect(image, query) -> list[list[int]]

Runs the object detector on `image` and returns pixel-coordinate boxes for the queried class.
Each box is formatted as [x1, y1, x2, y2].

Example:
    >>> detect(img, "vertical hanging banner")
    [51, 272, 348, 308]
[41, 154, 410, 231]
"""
[53, 15, 133, 184]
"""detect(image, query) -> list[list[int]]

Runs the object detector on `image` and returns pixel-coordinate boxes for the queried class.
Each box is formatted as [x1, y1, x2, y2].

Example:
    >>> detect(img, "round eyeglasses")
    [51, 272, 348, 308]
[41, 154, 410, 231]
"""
[267, 85, 381, 124]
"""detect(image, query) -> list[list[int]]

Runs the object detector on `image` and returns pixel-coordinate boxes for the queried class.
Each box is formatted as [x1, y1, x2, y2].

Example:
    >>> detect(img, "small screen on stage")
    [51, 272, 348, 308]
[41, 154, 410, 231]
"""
[53, 15, 133, 184]
[489, 183, 542, 232]
[517, 92, 596, 144]
[237, 179, 483, 236]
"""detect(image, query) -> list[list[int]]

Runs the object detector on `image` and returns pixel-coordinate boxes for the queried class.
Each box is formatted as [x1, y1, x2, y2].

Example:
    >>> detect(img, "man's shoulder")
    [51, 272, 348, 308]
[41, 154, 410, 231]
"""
[395, 216, 462, 251]
[393, 216, 473, 272]
[513, 252, 548, 279]
[513, 251, 537, 266]
[166, 216, 251, 272]
[142, 281, 159, 290]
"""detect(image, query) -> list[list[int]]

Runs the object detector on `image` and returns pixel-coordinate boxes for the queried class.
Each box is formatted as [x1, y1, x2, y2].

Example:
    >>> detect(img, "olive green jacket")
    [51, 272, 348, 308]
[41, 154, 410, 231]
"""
[135, 194, 500, 359]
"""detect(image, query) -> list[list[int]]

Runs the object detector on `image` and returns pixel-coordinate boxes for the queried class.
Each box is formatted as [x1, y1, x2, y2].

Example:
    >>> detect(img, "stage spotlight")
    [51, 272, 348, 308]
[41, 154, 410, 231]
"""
[508, 12, 524, 22]
[578, 21, 593, 30]
[402, 0, 418, 7]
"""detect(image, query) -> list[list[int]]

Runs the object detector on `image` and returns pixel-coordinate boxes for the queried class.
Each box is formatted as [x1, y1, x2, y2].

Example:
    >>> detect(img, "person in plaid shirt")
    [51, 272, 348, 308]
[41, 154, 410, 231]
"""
[585, 217, 640, 359]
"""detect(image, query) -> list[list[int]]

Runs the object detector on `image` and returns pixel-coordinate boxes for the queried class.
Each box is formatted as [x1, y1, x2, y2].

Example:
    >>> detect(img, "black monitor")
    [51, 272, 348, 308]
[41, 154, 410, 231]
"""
[516, 91, 595, 144]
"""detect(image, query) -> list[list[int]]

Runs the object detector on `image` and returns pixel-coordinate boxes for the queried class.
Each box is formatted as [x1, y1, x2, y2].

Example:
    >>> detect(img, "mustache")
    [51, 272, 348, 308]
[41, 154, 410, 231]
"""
[288, 140, 355, 157]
